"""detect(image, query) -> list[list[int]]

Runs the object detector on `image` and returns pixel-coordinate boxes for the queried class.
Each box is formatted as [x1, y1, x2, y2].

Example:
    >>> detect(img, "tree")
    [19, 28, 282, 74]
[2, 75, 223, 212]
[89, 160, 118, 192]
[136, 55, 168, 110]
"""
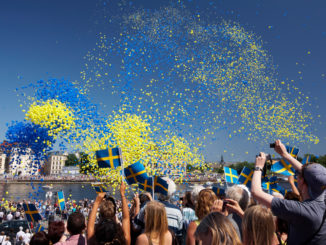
[79, 152, 92, 174]
[65, 153, 78, 166]
[229, 161, 255, 173]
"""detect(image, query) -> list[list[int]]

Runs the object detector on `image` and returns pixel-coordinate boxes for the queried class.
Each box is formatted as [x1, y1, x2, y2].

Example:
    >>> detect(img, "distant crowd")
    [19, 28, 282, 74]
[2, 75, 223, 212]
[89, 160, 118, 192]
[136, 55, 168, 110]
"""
[0, 140, 326, 245]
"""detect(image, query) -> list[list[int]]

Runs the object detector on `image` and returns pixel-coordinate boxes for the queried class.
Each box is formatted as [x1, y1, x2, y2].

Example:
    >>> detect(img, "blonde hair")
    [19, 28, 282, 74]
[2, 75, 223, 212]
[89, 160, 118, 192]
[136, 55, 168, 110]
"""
[242, 205, 275, 245]
[145, 201, 169, 245]
[195, 212, 241, 245]
[195, 189, 217, 220]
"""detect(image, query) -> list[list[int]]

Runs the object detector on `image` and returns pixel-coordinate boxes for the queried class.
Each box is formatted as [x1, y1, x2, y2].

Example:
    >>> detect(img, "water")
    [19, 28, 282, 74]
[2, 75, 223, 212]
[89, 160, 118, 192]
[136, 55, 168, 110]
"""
[0, 182, 191, 202]
[0, 183, 98, 201]
[0, 181, 292, 202]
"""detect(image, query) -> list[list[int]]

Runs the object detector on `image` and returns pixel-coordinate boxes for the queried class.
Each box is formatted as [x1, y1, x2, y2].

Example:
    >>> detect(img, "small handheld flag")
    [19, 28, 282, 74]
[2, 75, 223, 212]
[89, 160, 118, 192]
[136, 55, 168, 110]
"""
[124, 161, 148, 185]
[57, 191, 65, 211]
[23, 203, 42, 222]
[92, 184, 108, 194]
[302, 155, 311, 164]
[270, 183, 287, 196]
[35, 223, 44, 232]
[154, 176, 169, 196]
[96, 147, 122, 168]
[212, 186, 225, 196]
[237, 167, 254, 188]
[224, 167, 238, 184]
[286, 146, 299, 158]
[271, 159, 295, 176]
[262, 176, 278, 190]
[138, 177, 153, 192]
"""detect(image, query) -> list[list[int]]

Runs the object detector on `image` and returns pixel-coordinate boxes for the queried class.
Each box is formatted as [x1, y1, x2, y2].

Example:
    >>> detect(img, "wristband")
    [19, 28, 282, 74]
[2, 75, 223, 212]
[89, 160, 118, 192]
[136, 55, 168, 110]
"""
[254, 166, 263, 172]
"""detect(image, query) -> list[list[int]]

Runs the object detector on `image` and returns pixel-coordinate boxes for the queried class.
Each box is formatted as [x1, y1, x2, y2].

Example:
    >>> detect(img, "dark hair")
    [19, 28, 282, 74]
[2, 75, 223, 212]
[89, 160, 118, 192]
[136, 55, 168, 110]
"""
[67, 212, 86, 235]
[139, 193, 151, 206]
[284, 191, 301, 201]
[94, 219, 126, 245]
[30, 231, 49, 245]
[48, 221, 65, 244]
[184, 191, 195, 209]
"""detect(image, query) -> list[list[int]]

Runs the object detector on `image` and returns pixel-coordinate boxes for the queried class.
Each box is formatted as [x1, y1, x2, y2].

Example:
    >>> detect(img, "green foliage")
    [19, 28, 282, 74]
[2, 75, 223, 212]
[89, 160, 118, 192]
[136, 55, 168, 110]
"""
[303, 154, 326, 167]
[229, 161, 255, 173]
[65, 153, 79, 166]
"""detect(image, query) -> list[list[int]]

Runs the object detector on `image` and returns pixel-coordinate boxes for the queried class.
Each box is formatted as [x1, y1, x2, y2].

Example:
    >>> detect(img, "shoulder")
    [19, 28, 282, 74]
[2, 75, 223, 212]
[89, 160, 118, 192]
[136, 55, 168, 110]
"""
[165, 231, 173, 244]
[136, 234, 149, 245]
[187, 221, 197, 233]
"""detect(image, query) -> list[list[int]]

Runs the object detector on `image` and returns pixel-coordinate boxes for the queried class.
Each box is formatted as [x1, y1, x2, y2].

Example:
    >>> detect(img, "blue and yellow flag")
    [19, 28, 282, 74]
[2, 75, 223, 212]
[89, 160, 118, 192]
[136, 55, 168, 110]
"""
[224, 167, 238, 184]
[96, 147, 122, 168]
[270, 183, 287, 196]
[57, 191, 65, 211]
[262, 176, 278, 190]
[154, 176, 169, 196]
[138, 177, 153, 192]
[35, 223, 44, 232]
[237, 167, 253, 188]
[271, 159, 295, 176]
[92, 184, 108, 194]
[212, 186, 225, 196]
[286, 146, 299, 158]
[23, 203, 42, 222]
[302, 155, 311, 164]
[124, 161, 148, 185]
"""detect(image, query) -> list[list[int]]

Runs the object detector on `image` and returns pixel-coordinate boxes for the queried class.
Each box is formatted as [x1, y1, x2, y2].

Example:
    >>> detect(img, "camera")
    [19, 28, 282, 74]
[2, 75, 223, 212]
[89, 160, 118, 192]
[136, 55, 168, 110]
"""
[256, 153, 271, 160]
[270, 143, 276, 148]
[222, 200, 229, 212]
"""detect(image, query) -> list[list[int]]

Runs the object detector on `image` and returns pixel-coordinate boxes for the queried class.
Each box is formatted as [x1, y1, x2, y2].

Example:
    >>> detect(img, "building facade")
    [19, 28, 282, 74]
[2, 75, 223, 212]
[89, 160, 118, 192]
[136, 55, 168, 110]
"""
[0, 153, 6, 175]
[44, 152, 68, 176]
[5, 148, 42, 176]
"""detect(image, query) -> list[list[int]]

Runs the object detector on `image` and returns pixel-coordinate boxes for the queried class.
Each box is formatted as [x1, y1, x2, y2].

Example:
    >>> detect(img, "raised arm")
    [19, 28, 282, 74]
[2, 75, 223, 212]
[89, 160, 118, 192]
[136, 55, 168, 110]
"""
[288, 175, 300, 197]
[251, 153, 274, 208]
[87, 193, 105, 240]
[120, 181, 131, 245]
[274, 140, 303, 172]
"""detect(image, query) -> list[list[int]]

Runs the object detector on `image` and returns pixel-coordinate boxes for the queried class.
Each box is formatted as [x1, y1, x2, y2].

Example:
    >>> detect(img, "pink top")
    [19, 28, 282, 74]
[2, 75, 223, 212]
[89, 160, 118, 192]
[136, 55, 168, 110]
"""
[54, 234, 87, 245]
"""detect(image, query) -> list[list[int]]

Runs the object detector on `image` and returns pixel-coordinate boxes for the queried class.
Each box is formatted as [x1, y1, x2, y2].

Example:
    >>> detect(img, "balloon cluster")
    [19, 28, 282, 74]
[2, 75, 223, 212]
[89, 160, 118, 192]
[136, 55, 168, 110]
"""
[26, 99, 75, 138]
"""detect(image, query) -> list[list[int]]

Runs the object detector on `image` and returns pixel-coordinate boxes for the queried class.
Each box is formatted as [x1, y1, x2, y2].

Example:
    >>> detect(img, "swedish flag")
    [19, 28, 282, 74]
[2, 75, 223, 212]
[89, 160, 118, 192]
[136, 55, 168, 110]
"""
[35, 223, 44, 232]
[154, 176, 169, 196]
[271, 159, 295, 176]
[224, 167, 238, 184]
[139, 177, 153, 192]
[23, 203, 42, 222]
[237, 167, 253, 188]
[262, 176, 278, 190]
[96, 147, 121, 168]
[286, 146, 299, 158]
[92, 184, 107, 194]
[212, 186, 225, 196]
[302, 155, 311, 164]
[58, 191, 65, 211]
[270, 183, 287, 196]
[124, 161, 148, 185]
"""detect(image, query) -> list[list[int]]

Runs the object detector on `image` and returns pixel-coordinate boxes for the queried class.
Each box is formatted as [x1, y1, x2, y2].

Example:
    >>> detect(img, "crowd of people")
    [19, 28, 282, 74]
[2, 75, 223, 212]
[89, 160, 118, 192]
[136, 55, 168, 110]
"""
[1, 140, 326, 245]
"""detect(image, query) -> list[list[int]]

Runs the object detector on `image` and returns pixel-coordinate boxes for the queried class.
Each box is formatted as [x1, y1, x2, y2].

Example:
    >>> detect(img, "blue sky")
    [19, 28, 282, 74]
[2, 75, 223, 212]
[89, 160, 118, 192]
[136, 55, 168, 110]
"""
[0, 0, 325, 162]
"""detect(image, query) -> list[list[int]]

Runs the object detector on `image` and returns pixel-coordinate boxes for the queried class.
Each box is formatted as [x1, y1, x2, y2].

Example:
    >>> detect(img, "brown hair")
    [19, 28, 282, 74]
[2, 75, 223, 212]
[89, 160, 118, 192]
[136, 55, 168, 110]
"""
[99, 198, 116, 220]
[144, 201, 169, 245]
[195, 189, 217, 220]
[242, 205, 275, 245]
[48, 221, 65, 244]
[195, 212, 241, 245]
